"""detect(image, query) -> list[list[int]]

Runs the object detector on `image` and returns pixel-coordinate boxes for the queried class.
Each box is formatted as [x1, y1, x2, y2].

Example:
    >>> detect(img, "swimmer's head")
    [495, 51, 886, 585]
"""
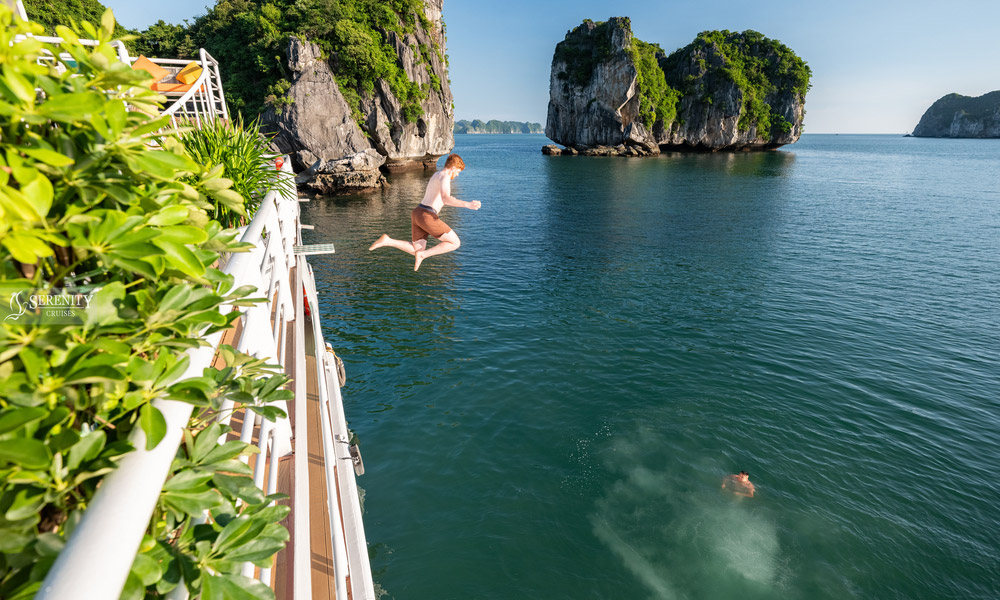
[739, 471, 749, 480]
[444, 154, 465, 174]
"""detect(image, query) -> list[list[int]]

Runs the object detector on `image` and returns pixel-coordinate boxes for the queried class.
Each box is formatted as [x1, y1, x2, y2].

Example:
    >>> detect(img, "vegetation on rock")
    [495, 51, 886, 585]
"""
[552, 18, 810, 139]
[56, 0, 441, 123]
[626, 39, 680, 130]
[20, 0, 128, 37]
[662, 30, 811, 134]
[553, 19, 615, 88]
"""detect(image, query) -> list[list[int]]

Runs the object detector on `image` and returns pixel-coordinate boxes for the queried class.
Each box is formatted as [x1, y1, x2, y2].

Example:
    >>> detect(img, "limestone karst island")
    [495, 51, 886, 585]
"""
[911, 91, 1000, 138]
[543, 17, 811, 156]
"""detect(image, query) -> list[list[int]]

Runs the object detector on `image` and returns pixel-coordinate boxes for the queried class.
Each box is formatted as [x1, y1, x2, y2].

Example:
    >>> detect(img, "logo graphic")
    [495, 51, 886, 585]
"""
[2, 289, 97, 324]
[5, 291, 27, 322]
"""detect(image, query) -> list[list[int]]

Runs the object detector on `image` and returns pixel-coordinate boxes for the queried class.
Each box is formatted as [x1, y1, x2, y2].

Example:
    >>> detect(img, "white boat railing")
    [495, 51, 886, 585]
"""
[12, 4, 373, 594]
[304, 267, 378, 600]
[36, 163, 298, 599]
[37, 158, 374, 599]
[143, 49, 230, 127]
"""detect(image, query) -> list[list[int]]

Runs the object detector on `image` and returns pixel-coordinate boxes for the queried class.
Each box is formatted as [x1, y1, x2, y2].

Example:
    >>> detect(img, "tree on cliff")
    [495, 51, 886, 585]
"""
[125, 0, 439, 121]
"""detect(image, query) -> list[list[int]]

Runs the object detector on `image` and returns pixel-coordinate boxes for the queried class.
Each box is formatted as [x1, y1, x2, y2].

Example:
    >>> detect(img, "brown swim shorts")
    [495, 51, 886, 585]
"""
[411, 205, 452, 241]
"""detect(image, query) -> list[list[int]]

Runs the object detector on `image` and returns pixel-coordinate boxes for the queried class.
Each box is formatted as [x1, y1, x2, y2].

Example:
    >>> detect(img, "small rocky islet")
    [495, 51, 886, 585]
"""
[543, 17, 812, 156]
[910, 91, 1000, 138]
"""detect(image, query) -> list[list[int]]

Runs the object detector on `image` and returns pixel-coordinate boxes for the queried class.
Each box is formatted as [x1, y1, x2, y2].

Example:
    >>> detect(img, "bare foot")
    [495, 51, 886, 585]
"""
[414, 250, 427, 271]
[369, 234, 389, 251]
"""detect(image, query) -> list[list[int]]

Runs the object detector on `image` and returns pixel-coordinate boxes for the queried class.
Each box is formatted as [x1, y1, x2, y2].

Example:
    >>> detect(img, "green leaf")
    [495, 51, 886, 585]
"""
[18, 147, 75, 167]
[3, 231, 55, 262]
[201, 441, 250, 466]
[201, 574, 275, 600]
[106, 99, 127, 136]
[119, 569, 144, 600]
[0, 439, 50, 469]
[19, 173, 53, 219]
[139, 404, 167, 450]
[191, 423, 224, 463]
[161, 489, 223, 516]
[224, 535, 288, 564]
[1, 64, 35, 104]
[83, 281, 125, 328]
[6, 487, 46, 520]
[248, 405, 287, 421]
[100, 8, 116, 39]
[152, 238, 204, 278]
[67, 431, 106, 470]
[213, 516, 266, 555]
[0, 407, 48, 435]
[36, 91, 104, 122]
[136, 150, 199, 178]
[162, 469, 213, 492]
[129, 552, 162, 587]
[147, 205, 189, 227]
[34, 533, 65, 557]
[251, 504, 290, 523]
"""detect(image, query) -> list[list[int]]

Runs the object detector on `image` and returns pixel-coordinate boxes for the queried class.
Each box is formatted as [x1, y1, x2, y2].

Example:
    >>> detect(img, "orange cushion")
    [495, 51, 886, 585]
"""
[176, 61, 203, 85]
[131, 55, 169, 82]
[150, 81, 194, 93]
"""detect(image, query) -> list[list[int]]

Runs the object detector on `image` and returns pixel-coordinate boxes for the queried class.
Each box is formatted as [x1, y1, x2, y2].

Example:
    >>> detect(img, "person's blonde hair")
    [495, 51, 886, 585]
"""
[444, 154, 465, 170]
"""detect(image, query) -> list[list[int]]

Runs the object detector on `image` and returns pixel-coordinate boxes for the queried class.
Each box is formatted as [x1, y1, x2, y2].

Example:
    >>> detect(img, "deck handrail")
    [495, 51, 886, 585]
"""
[37, 166, 301, 599]
[152, 48, 230, 127]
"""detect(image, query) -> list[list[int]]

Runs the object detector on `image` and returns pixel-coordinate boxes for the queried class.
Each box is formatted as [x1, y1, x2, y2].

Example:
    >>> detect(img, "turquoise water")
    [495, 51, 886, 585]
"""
[303, 134, 1000, 599]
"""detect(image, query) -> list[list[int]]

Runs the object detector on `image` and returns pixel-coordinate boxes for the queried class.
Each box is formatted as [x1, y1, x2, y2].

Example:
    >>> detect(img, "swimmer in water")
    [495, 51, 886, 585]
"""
[722, 471, 755, 498]
[369, 153, 481, 271]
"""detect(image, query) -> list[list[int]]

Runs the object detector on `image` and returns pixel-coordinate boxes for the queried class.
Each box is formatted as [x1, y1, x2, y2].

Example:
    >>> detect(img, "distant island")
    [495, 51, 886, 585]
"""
[455, 120, 544, 134]
[911, 91, 1000, 138]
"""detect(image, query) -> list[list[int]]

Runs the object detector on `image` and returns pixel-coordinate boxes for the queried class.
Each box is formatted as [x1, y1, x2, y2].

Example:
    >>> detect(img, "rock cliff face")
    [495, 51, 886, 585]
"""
[911, 91, 1000, 138]
[263, 0, 453, 193]
[545, 19, 810, 154]
[263, 39, 372, 170]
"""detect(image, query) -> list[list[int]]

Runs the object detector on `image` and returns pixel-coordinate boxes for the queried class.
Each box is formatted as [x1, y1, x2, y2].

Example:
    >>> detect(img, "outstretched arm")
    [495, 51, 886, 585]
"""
[440, 176, 481, 209]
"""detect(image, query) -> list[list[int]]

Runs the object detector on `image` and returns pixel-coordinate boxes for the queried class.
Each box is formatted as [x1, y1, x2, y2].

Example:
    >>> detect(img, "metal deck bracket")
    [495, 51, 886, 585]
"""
[293, 243, 336, 256]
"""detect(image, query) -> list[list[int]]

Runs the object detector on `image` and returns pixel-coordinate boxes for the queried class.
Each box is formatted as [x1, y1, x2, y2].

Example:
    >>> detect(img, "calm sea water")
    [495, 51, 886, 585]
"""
[302, 134, 1000, 600]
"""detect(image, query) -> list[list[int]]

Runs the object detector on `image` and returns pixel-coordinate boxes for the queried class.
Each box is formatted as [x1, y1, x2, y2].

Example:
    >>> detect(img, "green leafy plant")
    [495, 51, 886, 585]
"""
[179, 115, 293, 228]
[0, 8, 292, 598]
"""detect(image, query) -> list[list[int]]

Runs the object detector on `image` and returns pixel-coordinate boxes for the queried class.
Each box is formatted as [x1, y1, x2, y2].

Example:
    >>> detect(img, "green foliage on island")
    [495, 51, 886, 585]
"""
[123, 0, 437, 122]
[626, 39, 681, 130]
[553, 18, 615, 87]
[20, 0, 128, 37]
[553, 19, 810, 138]
[455, 120, 544, 134]
[663, 30, 811, 134]
[554, 18, 681, 130]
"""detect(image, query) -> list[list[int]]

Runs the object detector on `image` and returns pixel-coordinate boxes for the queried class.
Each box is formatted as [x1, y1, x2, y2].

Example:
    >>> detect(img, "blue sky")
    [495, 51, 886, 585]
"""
[102, 0, 1000, 133]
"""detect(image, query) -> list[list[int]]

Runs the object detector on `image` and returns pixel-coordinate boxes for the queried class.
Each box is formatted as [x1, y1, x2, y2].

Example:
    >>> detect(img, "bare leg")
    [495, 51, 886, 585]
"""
[370, 234, 425, 255]
[414, 230, 460, 271]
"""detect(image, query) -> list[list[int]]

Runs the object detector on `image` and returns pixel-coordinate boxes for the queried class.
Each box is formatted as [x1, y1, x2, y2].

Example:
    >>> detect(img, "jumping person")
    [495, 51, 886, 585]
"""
[369, 154, 481, 271]
[722, 471, 755, 498]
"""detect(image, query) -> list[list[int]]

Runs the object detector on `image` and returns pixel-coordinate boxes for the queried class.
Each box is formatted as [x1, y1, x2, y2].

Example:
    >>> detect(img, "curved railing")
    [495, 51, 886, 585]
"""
[140, 49, 229, 128]
[36, 165, 299, 599]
